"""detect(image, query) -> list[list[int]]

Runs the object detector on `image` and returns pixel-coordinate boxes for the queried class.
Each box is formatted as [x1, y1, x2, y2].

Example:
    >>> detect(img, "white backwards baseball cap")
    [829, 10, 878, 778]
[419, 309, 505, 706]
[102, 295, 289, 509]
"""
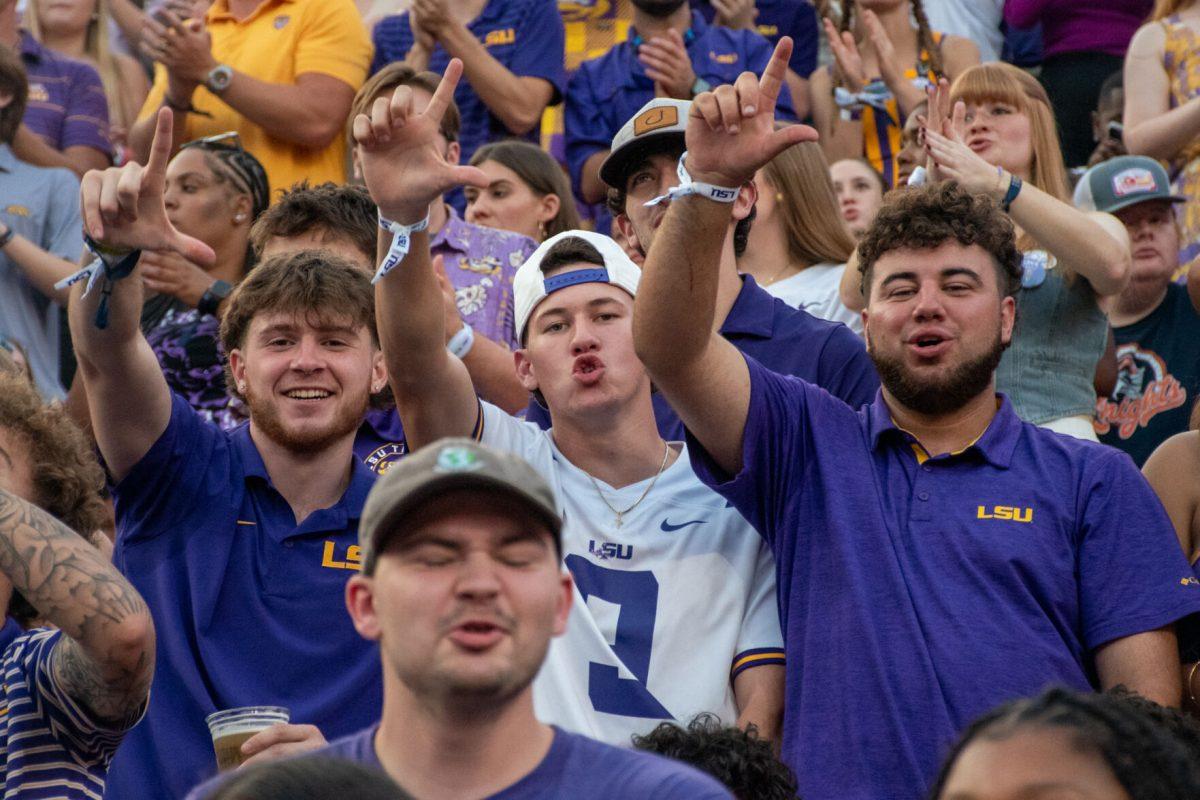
[600, 98, 691, 189]
[513, 230, 642, 342]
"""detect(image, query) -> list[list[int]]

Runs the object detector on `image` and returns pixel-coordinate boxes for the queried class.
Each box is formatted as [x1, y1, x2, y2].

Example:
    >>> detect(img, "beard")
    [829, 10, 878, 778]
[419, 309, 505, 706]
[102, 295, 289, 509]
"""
[631, 0, 687, 17]
[869, 332, 1006, 416]
[244, 383, 367, 455]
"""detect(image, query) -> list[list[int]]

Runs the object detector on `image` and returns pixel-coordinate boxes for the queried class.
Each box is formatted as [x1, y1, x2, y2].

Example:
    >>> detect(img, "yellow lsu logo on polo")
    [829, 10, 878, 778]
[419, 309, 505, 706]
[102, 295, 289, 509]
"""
[976, 505, 1033, 523]
[4, 205, 30, 217]
[322, 541, 363, 571]
[485, 28, 516, 46]
[1181, 576, 1200, 587]
[756, 24, 778, 36]
[709, 51, 738, 64]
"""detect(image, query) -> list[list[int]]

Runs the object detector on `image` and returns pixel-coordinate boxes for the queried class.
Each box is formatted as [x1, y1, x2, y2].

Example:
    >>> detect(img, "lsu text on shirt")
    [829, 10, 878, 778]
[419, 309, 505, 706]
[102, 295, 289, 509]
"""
[477, 402, 784, 745]
[0, 623, 143, 800]
[688, 354, 1200, 800]
[104, 395, 381, 799]
[139, 0, 372, 195]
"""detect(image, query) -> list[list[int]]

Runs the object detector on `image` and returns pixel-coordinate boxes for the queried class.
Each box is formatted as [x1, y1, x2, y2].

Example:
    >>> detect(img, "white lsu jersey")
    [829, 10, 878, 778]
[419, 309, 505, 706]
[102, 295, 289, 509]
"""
[479, 402, 785, 746]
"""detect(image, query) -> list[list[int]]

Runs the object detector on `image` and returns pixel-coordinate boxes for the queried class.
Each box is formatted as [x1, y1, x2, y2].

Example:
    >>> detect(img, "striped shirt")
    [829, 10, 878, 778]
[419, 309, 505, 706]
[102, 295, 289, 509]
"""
[0, 625, 135, 799]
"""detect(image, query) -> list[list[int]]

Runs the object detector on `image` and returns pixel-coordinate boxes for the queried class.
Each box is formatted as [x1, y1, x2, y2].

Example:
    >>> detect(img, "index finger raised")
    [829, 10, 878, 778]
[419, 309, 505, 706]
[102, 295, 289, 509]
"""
[145, 107, 174, 182]
[758, 36, 792, 109]
[424, 58, 464, 126]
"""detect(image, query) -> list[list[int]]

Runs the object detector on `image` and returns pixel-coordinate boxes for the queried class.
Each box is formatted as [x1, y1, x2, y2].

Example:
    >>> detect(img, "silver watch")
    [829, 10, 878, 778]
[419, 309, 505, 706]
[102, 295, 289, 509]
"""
[205, 64, 233, 94]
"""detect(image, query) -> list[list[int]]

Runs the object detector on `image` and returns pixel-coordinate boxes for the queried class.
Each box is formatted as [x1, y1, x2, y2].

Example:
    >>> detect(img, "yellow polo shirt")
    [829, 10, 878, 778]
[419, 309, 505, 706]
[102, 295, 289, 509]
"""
[140, 0, 372, 197]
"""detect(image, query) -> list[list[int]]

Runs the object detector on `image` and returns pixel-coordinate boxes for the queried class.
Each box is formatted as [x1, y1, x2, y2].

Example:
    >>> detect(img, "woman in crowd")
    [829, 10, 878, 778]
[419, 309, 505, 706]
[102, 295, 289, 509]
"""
[841, 63, 1131, 440]
[1125, 0, 1200, 282]
[140, 133, 269, 430]
[465, 140, 579, 243]
[931, 688, 1200, 799]
[811, 0, 978, 187]
[830, 157, 885, 240]
[1143, 402, 1200, 712]
[25, 0, 149, 164]
[741, 141, 862, 333]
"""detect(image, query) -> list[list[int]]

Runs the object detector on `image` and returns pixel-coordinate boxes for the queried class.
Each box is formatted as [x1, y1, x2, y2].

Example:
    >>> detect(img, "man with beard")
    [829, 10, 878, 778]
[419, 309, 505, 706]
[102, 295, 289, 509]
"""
[631, 39, 1200, 800]
[564, 0, 797, 218]
[68, 110, 387, 799]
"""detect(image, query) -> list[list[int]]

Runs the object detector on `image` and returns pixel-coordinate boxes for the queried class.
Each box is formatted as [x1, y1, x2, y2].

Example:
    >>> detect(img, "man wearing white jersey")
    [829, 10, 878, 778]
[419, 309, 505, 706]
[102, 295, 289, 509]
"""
[353, 58, 785, 745]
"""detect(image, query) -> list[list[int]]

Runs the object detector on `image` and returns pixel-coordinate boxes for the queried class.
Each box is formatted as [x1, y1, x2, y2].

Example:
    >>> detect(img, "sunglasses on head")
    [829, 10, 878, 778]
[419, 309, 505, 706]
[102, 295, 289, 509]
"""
[181, 131, 243, 151]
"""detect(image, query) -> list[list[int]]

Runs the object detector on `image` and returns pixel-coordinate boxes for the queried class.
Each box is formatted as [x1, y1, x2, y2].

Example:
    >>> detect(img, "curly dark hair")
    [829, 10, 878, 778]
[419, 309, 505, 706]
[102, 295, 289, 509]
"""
[632, 713, 800, 800]
[857, 182, 1023, 300]
[0, 373, 109, 625]
[928, 687, 1200, 800]
[205, 757, 413, 800]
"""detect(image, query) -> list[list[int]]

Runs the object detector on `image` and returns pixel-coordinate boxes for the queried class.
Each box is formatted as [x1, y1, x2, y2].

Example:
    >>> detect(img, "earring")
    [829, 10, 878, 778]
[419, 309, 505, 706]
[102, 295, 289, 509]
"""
[775, 193, 784, 202]
[235, 213, 246, 222]
[537, 220, 547, 240]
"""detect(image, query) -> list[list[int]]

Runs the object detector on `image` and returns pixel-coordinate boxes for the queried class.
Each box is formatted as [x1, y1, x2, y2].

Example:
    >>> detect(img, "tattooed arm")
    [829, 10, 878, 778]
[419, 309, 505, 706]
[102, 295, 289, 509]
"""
[0, 489, 155, 727]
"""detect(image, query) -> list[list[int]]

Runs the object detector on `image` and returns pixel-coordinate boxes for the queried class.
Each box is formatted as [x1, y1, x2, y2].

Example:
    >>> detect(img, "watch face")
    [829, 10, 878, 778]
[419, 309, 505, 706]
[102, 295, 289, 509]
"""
[209, 65, 232, 91]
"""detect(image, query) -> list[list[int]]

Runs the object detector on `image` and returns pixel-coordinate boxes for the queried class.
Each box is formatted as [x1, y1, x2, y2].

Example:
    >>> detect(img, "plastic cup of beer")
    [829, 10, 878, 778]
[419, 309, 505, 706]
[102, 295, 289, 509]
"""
[205, 706, 290, 771]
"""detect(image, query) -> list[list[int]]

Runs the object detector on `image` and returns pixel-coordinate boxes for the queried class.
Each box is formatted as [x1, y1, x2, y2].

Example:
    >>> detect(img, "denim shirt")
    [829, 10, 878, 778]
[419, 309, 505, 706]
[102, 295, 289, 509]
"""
[995, 252, 1108, 425]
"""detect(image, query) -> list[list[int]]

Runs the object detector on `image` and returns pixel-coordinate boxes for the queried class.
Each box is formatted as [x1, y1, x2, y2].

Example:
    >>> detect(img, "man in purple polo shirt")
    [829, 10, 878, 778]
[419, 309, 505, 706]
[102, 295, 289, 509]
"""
[526, 96, 879, 438]
[69, 111, 386, 799]
[632, 39, 1200, 800]
[0, 0, 110, 176]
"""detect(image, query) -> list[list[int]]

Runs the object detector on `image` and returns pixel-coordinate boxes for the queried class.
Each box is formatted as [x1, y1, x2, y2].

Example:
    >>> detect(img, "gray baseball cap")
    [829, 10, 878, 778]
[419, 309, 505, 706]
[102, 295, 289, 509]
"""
[358, 438, 562, 574]
[599, 97, 691, 189]
[1075, 156, 1186, 214]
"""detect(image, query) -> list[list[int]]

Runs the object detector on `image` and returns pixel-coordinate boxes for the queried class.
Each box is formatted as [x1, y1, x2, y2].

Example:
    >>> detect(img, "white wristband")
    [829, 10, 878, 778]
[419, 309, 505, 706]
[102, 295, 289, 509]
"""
[643, 152, 740, 207]
[447, 322, 475, 359]
[372, 213, 431, 285]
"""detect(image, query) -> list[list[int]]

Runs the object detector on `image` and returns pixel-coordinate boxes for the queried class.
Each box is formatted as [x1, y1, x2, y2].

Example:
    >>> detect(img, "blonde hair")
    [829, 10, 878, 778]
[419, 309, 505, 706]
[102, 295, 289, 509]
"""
[25, 0, 131, 129]
[1151, 0, 1194, 20]
[762, 140, 856, 267]
[949, 63, 1071, 260]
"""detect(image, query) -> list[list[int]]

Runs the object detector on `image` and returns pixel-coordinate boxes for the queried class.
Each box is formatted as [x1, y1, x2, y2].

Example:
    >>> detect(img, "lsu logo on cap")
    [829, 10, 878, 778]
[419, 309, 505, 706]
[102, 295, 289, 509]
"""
[633, 106, 679, 136]
[435, 446, 482, 473]
[1112, 168, 1158, 197]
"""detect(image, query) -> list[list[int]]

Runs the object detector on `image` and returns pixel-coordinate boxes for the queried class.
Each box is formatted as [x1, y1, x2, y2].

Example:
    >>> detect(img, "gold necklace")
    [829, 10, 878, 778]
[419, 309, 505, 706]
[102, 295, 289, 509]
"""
[585, 443, 671, 528]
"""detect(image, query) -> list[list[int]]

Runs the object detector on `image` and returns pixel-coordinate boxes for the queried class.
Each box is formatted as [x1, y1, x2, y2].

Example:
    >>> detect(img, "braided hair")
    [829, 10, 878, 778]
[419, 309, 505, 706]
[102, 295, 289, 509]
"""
[838, 0, 944, 82]
[928, 687, 1200, 800]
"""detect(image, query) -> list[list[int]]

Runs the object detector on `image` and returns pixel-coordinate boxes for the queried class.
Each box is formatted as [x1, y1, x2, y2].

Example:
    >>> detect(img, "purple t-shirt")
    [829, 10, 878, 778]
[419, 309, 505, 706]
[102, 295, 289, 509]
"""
[433, 208, 535, 350]
[687, 353, 1200, 800]
[19, 31, 111, 157]
[1003, 0, 1152, 58]
[195, 724, 732, 799]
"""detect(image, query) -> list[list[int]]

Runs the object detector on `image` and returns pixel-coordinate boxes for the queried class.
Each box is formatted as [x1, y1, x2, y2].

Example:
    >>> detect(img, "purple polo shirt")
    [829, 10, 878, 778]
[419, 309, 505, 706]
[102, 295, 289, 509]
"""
[104, 395, 382, 799]
[19, 31, 111, 157]
[524, 276, 879, 437]
[687, 354, 1200, 800]
[433, 207, 535, 350]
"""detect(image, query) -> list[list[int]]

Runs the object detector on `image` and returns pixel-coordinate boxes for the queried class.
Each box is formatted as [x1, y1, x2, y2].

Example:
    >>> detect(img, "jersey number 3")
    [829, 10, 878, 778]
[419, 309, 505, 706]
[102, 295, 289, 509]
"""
[565, 556, 672, 719]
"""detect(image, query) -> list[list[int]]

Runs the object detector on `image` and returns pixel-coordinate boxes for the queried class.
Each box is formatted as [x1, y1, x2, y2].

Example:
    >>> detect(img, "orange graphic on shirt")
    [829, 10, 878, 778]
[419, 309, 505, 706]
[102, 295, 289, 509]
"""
[1094, 344, 1188, 439]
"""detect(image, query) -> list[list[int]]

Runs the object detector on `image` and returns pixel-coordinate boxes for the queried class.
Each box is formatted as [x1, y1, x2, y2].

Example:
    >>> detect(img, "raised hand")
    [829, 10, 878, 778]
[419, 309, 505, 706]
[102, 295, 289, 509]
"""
[823, 18, 866, 93]
[924, 100, 1003, 197]
[861, 9, 923, 112]
[685, 37, 818, 189]
[80, 108, 215, 265]
[139, 250, 216, 307]
[353, 58, 488, 224]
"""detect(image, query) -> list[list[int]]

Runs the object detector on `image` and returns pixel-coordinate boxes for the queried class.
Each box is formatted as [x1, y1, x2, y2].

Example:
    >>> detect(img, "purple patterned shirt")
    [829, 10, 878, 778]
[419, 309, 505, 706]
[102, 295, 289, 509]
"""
[19, 31, 111, 158]
[432, 207, 536, 350]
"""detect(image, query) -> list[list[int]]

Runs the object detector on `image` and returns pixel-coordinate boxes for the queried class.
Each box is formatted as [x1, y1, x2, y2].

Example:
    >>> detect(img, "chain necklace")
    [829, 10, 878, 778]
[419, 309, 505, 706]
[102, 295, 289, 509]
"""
[585, 442, 671, 528]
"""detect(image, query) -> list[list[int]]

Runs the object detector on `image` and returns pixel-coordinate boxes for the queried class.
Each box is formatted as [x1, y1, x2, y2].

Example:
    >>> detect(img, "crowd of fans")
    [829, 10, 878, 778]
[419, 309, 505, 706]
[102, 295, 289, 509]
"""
[2, 0, 1200, 798]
